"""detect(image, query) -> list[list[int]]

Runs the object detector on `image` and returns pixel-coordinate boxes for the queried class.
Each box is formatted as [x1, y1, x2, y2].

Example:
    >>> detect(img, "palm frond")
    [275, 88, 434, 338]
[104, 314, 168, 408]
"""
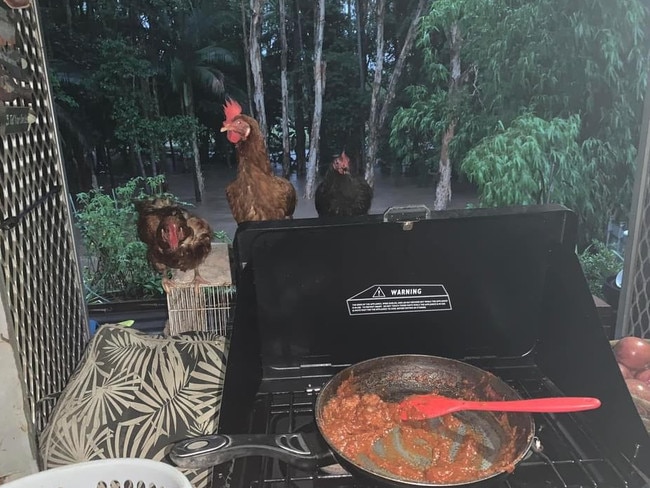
[100, 331, 155, 379]
[196, 45, 238, 67]
[193, 65, 226, 94]
[41, 418, 112, 465]
[72, 370, 142, 429]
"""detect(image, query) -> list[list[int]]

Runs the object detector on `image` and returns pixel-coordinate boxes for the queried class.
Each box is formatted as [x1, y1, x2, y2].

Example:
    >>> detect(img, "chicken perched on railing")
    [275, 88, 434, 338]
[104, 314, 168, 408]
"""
[135, 198, 212, 292]
[315, 151, 373, 217]
[221, 99, 296, 224]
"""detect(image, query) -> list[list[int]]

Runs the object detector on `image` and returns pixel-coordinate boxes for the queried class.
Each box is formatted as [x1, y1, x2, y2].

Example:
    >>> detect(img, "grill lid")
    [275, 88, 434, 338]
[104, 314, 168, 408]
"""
[233, 204, 577, 366]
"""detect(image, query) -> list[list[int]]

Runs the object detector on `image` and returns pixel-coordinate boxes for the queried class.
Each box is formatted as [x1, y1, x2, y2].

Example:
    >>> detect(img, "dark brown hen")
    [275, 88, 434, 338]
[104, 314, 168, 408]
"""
[135, 198, 212, 292]
[221, 99, 297, 224]
[315, 151, 373, 217]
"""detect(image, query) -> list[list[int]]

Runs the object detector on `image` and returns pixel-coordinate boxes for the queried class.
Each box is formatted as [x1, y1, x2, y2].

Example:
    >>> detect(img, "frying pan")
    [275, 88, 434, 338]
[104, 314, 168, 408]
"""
[170, 355, 536, 487]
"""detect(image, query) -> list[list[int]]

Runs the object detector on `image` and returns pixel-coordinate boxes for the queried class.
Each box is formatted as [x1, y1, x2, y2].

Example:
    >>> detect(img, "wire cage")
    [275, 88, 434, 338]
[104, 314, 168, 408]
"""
[165, 243, 235, 337]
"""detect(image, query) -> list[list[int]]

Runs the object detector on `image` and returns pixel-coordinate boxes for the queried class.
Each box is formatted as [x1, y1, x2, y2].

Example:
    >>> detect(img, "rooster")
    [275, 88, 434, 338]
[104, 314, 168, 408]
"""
[221, 99, 297, 224]
[315, 151, 373, 217]
[135, 198, 212, 293]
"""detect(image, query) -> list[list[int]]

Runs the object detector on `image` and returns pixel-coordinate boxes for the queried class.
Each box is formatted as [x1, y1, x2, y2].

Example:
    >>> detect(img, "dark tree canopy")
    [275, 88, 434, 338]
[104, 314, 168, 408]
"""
[43, 0, 648, 244]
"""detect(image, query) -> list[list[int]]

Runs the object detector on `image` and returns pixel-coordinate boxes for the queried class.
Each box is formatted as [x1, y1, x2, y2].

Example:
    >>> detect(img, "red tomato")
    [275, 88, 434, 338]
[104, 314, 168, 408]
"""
[614, 337, 650, 371]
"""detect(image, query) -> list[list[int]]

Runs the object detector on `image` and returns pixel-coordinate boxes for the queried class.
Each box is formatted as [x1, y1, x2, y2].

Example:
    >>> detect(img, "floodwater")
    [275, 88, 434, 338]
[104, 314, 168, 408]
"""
[164, 165, 479, 239]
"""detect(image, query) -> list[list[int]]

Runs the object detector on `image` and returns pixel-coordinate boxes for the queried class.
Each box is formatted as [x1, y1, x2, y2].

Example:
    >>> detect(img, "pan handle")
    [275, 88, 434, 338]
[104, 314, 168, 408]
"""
[169, 433, 336, 470]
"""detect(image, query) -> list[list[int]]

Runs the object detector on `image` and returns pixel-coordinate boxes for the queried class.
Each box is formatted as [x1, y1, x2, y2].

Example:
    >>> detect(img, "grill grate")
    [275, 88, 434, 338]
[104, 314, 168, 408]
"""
[0, 0, 87, 434]
[231, 364, 642, 488]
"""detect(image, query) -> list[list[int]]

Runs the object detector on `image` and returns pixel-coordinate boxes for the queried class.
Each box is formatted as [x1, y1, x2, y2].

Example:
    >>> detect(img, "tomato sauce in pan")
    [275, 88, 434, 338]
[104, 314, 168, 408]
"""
[320, 376, 521, 484]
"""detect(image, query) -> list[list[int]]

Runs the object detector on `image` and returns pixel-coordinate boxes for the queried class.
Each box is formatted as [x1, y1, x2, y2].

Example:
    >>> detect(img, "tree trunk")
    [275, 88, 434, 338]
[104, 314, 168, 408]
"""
[178, 92, 190, 172]
[249, 0, 268, 140]
[304, 0, 326, 199]
[364, 0, 386, 186]
[190, 134, 203, 203]
[294, 70, 307, 176]
[365, 0, 428, 185]
[105, 144, 115, 188]
[240, 0, 254, 114]
[89, 148, 98, 189]
[182, 81, 205, 202]
[279, 0, 291, 177]
[434, 22, 461, 211]
[434, 121, 456, 210]
[64, 0, 73, 36]
[295, 2, 312, 113]
[377, 0, 427, 130]
[355, 0, 366, 172]
[293, 1, 307, 175]
[132, 142, 147, 178]
[151, 76, 166, 177]
[168, 137, 177, 172]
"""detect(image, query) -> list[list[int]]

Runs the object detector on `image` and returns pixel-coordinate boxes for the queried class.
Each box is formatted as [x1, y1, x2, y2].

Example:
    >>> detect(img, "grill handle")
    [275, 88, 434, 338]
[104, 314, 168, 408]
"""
[169, 433, 336, 470]
[383, 205, 431, 229]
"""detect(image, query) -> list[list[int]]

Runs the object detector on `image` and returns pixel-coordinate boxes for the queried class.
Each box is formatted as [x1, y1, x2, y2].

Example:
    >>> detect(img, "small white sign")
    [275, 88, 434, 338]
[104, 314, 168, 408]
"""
[346, 284, 452, 316]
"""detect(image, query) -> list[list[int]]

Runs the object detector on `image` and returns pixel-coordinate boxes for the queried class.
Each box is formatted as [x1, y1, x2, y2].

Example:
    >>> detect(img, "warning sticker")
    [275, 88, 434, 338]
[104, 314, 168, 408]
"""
[346, 284, 452, 316]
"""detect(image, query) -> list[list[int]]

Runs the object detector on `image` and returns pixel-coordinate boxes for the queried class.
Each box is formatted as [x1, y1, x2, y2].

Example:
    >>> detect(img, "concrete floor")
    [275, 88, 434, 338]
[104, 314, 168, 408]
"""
[0, 294, 39, 481]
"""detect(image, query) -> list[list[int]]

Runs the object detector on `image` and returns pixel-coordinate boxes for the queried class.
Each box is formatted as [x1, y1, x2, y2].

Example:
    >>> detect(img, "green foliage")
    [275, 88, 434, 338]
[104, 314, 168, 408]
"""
[578, 241, 622, 298]
[86, 36, 208, 173]
[390, 0, 648, 243]
[461, 113, 585, 206]
[74, 176, 174, 302]
[389, 85, 452, 178]
[476, 0, 646, 235]
[49, 72, 78, 108]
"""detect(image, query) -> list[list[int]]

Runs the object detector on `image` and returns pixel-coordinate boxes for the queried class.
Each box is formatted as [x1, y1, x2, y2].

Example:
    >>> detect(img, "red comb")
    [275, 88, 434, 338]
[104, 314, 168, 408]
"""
[223, 99, 242, 122]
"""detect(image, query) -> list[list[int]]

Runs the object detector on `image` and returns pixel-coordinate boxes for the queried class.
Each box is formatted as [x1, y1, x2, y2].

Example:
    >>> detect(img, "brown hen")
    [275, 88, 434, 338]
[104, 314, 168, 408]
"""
[135, 198, 212, 293]
[221, 99, 297, 224]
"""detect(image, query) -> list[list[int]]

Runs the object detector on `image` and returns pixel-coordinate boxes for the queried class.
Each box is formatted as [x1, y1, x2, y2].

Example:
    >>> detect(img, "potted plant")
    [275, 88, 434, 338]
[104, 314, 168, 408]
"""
[73, 176, 173, 331]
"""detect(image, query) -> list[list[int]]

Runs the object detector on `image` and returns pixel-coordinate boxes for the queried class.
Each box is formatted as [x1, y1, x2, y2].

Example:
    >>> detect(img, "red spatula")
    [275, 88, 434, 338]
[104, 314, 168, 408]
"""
[398, 394, 601, 421]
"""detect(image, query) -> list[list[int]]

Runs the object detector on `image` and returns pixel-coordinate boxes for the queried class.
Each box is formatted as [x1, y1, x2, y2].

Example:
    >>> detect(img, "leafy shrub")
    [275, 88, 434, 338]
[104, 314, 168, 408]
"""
[578, 241, 623, 298]
[74, 176, 174, 302]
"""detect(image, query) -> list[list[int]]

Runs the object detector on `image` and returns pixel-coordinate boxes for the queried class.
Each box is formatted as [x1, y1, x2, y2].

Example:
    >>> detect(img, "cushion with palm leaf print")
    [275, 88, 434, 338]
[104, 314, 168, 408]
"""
[39, 324, 229, 488]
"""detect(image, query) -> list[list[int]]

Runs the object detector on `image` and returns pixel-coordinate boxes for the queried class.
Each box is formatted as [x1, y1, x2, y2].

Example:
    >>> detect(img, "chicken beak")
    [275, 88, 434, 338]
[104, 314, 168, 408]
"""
[220, 124, 230, 133]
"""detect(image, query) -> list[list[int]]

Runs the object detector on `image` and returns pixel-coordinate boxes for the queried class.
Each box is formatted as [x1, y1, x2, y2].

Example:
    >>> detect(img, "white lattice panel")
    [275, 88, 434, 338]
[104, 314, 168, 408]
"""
[617, 80, 650, 339]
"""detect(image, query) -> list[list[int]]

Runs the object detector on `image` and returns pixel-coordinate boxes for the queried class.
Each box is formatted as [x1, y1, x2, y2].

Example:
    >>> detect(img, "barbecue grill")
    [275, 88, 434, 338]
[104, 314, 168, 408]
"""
[212, 204, 650, 488]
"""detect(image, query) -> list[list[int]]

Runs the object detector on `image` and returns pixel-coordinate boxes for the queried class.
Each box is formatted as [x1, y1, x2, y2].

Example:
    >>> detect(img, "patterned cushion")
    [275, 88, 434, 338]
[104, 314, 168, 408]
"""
[39, 324, 229, 488]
